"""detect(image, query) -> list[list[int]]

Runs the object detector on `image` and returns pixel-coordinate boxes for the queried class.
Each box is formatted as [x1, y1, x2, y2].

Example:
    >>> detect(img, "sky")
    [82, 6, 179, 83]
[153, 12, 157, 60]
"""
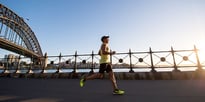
[0, 0, 205, 56]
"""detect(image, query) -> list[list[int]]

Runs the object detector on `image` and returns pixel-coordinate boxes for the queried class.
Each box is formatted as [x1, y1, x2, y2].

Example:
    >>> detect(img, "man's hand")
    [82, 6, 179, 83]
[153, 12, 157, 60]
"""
[112, 51, 116, 55]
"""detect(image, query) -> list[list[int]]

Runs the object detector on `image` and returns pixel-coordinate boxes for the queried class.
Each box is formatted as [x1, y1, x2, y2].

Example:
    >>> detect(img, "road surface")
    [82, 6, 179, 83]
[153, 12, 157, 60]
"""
[0, 78, 205, 102]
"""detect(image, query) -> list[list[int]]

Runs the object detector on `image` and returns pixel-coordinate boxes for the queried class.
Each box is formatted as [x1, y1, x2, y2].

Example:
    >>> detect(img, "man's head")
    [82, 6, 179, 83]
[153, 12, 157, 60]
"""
[101, 36, 109, 43]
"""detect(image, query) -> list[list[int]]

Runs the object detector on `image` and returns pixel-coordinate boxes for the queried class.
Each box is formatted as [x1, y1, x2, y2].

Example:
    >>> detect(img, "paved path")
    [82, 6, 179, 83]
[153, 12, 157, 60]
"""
[0, 78, 205, 102]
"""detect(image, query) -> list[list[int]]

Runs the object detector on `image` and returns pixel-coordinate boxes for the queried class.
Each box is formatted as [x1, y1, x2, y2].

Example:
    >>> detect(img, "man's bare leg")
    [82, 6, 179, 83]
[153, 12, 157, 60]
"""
[108, 71, 118, 90]
[80, 73, 103, 87]
[85, 73, 103, 80]
[108, 71, 125, 94]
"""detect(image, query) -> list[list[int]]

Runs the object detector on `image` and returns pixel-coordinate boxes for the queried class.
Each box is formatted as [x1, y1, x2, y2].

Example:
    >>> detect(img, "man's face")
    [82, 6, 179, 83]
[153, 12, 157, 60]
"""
[103, 38, 109, 43]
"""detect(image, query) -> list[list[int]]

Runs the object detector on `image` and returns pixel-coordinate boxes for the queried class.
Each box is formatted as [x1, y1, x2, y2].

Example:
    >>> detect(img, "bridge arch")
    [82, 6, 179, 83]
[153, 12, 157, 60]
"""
[0, 4, 43, 58]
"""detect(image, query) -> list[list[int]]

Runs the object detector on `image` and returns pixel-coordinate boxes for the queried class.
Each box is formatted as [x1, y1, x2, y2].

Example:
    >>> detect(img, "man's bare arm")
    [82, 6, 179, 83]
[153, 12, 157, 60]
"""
[101, 44, 115, 55]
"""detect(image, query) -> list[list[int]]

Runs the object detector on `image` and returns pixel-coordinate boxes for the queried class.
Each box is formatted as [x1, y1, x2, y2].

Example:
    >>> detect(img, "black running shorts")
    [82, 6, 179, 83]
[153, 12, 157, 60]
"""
[99, 63, 113, 73]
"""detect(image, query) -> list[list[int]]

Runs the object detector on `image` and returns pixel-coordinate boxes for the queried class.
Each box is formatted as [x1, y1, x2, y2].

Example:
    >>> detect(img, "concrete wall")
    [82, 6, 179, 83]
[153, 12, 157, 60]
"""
[1, 70, 205, 80]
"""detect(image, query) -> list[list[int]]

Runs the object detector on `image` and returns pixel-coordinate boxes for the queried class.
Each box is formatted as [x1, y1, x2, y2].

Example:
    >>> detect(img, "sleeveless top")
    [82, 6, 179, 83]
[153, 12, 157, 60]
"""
[99, 43, 110, 64]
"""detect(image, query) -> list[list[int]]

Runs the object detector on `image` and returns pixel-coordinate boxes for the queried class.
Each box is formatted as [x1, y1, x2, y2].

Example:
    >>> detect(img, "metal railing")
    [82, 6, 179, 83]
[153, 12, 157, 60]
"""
[0, 46, 204, 74]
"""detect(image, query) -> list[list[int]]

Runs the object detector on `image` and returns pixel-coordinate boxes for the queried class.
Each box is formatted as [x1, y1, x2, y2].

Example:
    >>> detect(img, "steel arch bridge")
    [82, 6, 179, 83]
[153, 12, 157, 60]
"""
[0, 4, 43, 58]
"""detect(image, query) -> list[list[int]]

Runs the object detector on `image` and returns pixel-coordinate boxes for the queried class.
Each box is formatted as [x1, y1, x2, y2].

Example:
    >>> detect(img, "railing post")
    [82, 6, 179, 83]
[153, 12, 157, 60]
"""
[14, 55, 21, 73]
[194, 45, 202, 71]
[89, 51, 94, 74]
[129, 49, 134, 73]
[3, 55, 9, 73]
[41, 53, 47, 73]
[27, 56, 33, 74]
[110, 50, 112, 65]
[1, 58, 4, 74]
[150, 47, 156, 72]
[56, 53, 62, 73]
[72, 51, 77, 73]
[171, 47, 180, 72]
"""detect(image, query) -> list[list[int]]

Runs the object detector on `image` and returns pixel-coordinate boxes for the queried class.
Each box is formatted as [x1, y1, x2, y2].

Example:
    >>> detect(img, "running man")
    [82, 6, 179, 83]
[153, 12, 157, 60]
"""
[80, 36, 124, 95]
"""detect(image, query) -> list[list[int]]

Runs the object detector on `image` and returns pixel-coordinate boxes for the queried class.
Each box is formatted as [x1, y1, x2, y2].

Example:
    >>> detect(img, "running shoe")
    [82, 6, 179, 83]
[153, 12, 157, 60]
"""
[80, 78, 85, 87]
[113, 89, 125, 95]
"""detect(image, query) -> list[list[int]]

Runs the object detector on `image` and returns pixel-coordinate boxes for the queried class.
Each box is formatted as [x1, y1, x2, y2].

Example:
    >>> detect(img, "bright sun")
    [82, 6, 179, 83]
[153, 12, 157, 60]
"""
[196, 41, 205, 63]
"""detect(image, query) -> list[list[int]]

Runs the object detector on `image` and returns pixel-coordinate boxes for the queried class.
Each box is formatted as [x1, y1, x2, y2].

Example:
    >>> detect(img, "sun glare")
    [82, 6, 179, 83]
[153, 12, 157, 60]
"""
[196, 41, 205, 63]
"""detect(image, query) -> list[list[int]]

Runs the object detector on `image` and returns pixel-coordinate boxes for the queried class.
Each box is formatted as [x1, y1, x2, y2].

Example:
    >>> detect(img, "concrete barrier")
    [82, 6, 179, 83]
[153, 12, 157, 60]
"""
[1, 70, 205, 80]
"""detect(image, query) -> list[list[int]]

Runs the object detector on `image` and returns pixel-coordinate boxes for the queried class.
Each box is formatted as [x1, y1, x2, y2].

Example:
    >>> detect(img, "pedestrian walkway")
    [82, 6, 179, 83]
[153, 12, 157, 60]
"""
[0, 78, 205, 102]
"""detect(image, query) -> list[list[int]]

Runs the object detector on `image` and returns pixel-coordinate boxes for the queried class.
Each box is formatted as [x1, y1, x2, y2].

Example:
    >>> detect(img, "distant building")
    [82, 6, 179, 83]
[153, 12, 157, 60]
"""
[4, 54, 20, 64]
[2, 54, 20, 69]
